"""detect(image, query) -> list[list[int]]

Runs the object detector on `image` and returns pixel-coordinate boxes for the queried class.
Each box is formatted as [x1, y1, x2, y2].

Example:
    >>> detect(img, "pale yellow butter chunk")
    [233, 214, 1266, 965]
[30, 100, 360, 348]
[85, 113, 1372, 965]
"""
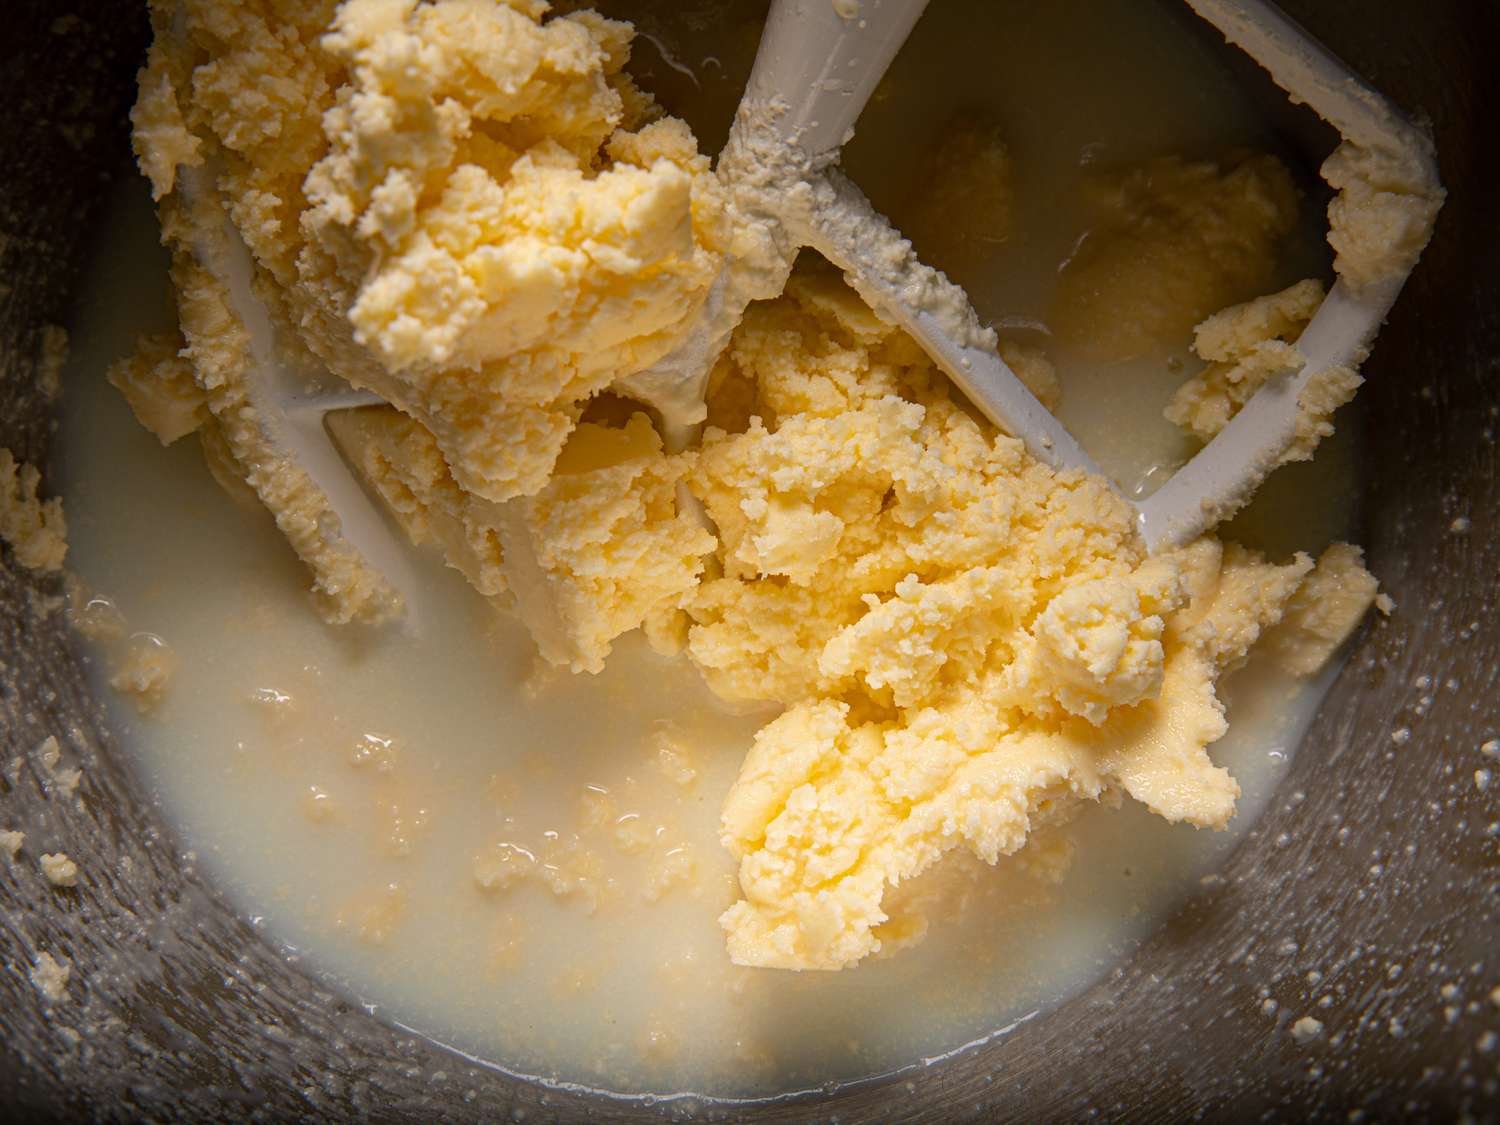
[693, 274, 1323, 970]
[343, 134, 705, 375]
[714, 537, 1314, 972]
[29, 952, 71, 1004]
[130, 39, 202, 201]
[297, 0, 727, 502]
[695, 400, 931, 589]
[1083, 648, 1240, 829]
[1286, 364, 1363, 465]
[334, 406, 713, 674]
[1052, 152, 1299, 360]
[714, 535, 1311, 970]
[819, 567, 1020, 711]
[106, 331, 207, 445]
[1171, 540, 1314, 674]
[327, 407, 510, 600]
[1158, 136, 1445, 477]
[1166, 278, 1362, 469]
[40, 852, 80, 888]
[688, 576, 862, 708]
[1260, 543, 1380, 676]
[1323, 141, 1444, 291]
[496, 413, 716, 674]
[1166, 279, 1326, 442]
[998, 560, 1183, 725]
[110, 634, 177, 713]
[902, 113, 1015, 294]
[130, 0, 727, 621]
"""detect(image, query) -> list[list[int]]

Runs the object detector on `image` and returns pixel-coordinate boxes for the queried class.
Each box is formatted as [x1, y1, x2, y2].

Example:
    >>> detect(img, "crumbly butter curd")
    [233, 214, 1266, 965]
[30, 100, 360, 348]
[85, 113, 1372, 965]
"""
[31, 0, 1439, 1099]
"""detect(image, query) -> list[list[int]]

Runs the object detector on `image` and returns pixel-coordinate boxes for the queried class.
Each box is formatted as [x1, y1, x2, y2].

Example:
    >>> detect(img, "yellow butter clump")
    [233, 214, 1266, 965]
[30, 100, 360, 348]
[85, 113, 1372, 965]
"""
[1165, 278, 1362, 468]
[129, 0, 725, 621]
[488, 413, 716, 673]
[106, 331, 206, 446]
[1166, 278, 1327, 441]
[1322, 141, 1444, 291]
[903, 113, 1015, 296]
[1052, 152, 1299, 360]
[300, 0, 727, 501]
[331, 407, 713, 673]
[686, 274, 1325, 970]
[1260, 543, 1379, 676]
[0, 450, 68, 574]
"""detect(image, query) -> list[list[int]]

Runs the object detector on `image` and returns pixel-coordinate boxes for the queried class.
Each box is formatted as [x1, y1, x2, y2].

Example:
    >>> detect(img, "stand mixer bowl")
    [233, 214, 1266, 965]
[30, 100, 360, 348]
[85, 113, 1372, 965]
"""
[1, 0, 1496, 1118]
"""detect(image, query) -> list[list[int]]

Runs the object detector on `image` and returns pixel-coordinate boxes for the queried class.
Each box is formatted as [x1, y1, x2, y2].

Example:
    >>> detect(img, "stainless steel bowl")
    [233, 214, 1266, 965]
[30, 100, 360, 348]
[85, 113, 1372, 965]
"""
[2, 0, 1496, 1119]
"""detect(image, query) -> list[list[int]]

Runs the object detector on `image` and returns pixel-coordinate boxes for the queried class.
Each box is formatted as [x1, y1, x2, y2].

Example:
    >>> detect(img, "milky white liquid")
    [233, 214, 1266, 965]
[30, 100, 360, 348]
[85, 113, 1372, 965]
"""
[56, 0, 1357, 1100]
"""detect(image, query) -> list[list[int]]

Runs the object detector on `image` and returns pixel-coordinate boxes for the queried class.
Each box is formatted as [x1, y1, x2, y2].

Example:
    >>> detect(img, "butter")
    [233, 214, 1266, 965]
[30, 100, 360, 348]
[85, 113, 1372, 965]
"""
[330, 408, 713, 673]
[109, 634, 176, 713]
[1261, 543, 1380, 675]
[903, 113, 1015, 296]
[0, 450, 67, 574]
[1165, 279, 1362, 469]
[106, 330, 206, 445]
[485, 414, 715, 674]
[40, 852, 80, 887]
[694, 276, 1330, 969]
[1323, 141, 1445, 291]
[1159, 136, 1445, 465]
[1166, 279, 1328, 442]
[1052, 152, 1299, 360]
[128, 0, 726, 619]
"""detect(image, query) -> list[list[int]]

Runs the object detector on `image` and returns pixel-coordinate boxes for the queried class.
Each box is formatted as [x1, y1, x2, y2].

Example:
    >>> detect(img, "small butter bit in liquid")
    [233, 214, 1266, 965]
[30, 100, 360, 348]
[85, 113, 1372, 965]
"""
[108, 633, 175, 712]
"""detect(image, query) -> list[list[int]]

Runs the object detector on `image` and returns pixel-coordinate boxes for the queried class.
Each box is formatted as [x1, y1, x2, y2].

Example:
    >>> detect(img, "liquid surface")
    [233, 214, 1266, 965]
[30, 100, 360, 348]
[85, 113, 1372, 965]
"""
[59, 0, 1354, 1099]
